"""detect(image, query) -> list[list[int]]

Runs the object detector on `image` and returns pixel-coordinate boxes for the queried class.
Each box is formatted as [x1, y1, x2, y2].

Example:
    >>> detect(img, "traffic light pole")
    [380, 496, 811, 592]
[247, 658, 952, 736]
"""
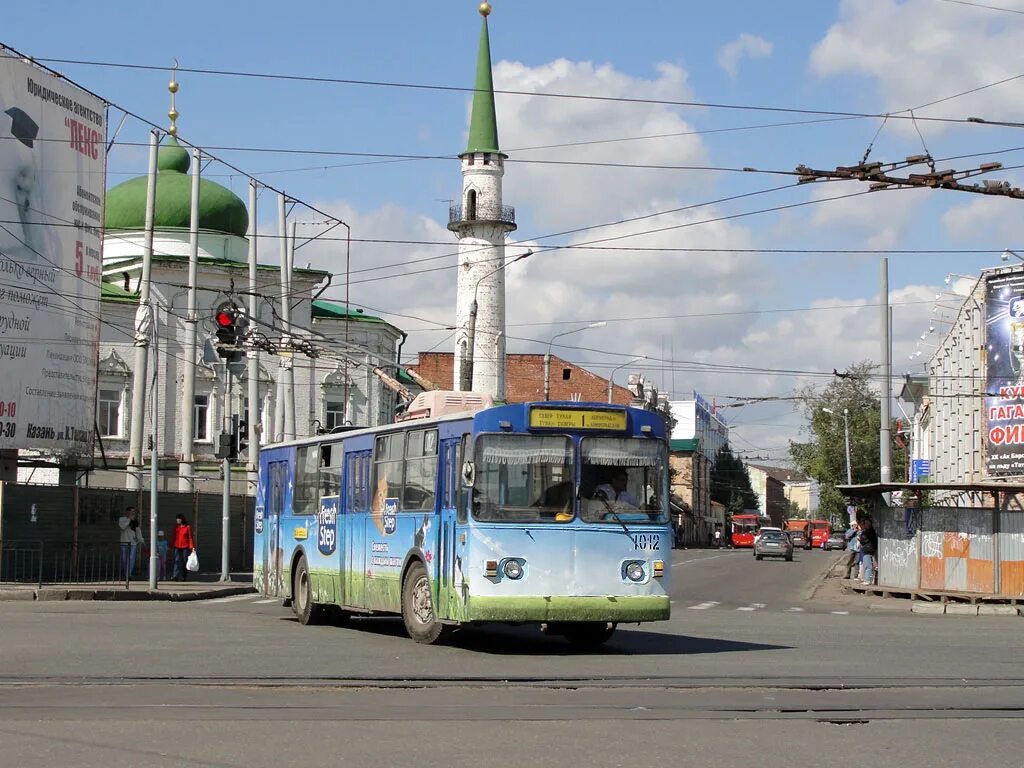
[221, 362, 232, 582]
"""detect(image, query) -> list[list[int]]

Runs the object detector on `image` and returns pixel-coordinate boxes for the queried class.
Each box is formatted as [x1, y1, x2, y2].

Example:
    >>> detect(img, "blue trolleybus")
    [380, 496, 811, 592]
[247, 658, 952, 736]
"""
[253, 391, 672, 647]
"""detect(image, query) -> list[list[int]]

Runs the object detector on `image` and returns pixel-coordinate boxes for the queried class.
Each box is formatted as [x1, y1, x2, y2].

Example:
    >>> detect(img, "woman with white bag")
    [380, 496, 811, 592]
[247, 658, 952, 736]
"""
[171, 514, 196, 582]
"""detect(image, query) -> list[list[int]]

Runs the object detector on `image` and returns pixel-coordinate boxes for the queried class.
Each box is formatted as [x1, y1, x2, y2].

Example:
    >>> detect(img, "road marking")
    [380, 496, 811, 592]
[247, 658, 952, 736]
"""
[788, 607, 805, 612]
[831, 610, 850, 615]
[253, 598, 277, 604]
[687, 601, 719, 610]
[736, 602, 767, 612]
[672, 553, 731, 566]
[199, 594, 257, 605]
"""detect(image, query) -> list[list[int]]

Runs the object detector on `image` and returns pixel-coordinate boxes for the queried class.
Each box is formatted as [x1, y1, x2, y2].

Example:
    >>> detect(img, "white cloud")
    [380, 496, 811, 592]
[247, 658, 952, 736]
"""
[804, 183, 927, 250]
[810, 0, 1024, 132]
[718, 33, 773, 79]
[491, 59, 709, 230]
[942, 188, 1024, 245]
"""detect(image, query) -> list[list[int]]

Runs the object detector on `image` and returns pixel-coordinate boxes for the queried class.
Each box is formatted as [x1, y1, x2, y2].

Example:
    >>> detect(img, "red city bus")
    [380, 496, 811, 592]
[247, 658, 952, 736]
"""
[731, 513, 767, 548]
[809, 519, 831, 548]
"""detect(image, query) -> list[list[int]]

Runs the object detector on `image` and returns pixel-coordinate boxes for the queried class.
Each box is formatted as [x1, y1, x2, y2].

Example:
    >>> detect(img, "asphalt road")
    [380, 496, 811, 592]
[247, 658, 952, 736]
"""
[3, 546, 1023, 767]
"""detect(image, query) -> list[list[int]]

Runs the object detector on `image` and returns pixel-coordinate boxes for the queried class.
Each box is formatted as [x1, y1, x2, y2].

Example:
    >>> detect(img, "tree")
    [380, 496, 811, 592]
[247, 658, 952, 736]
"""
[710, 444, 759, 516]
[789, 361, 907, 525]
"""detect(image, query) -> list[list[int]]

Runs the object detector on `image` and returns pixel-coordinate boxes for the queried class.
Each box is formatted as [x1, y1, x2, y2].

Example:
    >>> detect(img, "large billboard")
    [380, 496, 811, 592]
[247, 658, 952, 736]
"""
[0, 54, 105, 454]
[985, 272, 1024, 475]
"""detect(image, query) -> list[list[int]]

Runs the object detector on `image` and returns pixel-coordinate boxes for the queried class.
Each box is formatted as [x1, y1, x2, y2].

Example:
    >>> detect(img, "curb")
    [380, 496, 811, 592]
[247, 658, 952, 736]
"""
[910, 601, 1021, 616]
[0, 585, 255, 602]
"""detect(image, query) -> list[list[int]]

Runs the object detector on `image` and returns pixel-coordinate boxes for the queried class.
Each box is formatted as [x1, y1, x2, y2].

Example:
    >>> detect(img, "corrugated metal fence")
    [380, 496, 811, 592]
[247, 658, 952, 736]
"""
[876, 505, 1024, 597]
[0, 483, 254, 584]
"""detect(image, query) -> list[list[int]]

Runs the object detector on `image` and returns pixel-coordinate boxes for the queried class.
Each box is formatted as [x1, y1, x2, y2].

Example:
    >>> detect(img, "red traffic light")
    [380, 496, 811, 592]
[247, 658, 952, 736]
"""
[216, 309, 236, 328]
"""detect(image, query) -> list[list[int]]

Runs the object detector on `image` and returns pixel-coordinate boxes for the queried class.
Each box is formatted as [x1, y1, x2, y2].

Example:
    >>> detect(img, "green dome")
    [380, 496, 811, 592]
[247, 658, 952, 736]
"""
[105, 137, 249, 238]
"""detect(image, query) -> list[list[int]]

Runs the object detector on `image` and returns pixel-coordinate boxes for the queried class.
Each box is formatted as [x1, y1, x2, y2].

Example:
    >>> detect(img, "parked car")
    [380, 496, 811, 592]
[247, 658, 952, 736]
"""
[754, 529, 794, 561]
[824, 531, 847, 551]
[788, 530, 809, 548]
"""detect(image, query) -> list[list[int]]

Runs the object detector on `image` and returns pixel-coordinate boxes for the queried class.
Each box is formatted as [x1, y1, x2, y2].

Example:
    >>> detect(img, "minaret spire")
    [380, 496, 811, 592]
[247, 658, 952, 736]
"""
[466, 3, 500, 155]
[451, 2, 515, 401]
[167, 61, 180, 137]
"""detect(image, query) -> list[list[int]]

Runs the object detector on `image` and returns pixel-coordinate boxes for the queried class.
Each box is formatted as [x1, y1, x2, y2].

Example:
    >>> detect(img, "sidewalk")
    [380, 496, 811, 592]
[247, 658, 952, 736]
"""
[0, 573, 256, 602]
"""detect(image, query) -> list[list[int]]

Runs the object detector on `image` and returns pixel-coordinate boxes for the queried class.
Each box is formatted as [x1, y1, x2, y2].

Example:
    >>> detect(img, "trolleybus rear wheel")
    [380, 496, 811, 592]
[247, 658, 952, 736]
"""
[292, 555, 323, 626]
[561, 622, 616, 650]
[402, 561, 447, 644]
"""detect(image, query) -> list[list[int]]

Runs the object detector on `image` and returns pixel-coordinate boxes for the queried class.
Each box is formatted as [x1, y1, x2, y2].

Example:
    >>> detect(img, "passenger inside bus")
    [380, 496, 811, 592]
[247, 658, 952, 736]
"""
[534, 480, 574, 521]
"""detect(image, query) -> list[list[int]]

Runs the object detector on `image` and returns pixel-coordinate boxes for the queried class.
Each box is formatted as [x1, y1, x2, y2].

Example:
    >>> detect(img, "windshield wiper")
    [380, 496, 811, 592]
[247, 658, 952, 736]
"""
[596, 496, 631, 536]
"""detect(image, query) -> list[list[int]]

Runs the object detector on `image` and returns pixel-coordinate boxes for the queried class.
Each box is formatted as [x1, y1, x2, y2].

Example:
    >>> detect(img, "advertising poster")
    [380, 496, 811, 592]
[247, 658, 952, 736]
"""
[0, 54, 105, 454]
[985, 272, 1024, 475]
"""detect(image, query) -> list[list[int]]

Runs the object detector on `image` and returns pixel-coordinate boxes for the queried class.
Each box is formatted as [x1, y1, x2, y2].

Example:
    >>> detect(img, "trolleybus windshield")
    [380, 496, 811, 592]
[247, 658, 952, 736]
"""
[473, 434, 575, 522]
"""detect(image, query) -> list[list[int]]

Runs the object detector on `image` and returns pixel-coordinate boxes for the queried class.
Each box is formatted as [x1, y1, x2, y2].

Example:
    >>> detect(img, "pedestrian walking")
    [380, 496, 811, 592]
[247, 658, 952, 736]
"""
[171, 514, 195, 582]
[156, 530, 168, 580]
[859, 517, 878, 585]
[843, 521, 860, 579]
[117, 507, 141, 578]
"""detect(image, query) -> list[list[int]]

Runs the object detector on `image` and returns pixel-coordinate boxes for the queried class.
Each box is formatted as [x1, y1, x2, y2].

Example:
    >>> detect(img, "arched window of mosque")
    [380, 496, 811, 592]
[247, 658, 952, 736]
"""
[466, 189, 477, 220]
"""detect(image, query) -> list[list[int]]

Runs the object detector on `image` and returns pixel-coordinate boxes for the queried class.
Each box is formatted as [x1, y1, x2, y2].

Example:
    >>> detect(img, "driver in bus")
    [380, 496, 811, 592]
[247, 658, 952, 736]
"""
[593, 468, 641, 508]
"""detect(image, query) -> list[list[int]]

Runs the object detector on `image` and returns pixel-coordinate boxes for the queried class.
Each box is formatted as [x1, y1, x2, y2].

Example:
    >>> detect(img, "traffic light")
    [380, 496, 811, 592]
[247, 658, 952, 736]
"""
[216, 430, 235, 459]
[213, 301, 247, 362]
[235, 414, 248, 456]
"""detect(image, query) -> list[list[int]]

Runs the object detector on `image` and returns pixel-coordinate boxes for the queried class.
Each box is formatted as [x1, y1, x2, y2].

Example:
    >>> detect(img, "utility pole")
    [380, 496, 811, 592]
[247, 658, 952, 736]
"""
[221, 361, 232, 582]
[148, 303, 159, 589]
[277, 194, 295, 441]
[179, 146, 201, 492]
[286, 221, 297, 439]
[127, 130, 160, 490]
[246, 180, 260, 490]
[881, 258, 892, 487]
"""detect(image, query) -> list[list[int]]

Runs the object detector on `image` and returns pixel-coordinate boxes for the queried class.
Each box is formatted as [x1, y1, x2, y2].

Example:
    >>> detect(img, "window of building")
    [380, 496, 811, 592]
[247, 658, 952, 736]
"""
[466, 189, 477, 220]
[562, 368, 572, 381]
[325, 401, 346, 431]
[97, 389, 122, 437]
[193, 395, 210, 441]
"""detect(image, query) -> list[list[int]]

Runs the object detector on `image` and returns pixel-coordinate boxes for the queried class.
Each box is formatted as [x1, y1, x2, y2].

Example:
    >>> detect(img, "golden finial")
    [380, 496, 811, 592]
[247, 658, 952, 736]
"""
[479, 2, 491, 16]
[168, 59, 180, 137]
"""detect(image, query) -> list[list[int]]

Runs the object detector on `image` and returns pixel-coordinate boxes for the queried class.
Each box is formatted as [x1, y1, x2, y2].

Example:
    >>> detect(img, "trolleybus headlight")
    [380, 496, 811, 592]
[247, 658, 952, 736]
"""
[503, 559, 524, 580]
[626, 562, 645, 582]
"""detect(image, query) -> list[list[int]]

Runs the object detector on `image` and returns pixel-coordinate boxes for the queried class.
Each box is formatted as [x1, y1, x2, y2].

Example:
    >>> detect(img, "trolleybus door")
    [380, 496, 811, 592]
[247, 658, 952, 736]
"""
[266, 460, 289, 597]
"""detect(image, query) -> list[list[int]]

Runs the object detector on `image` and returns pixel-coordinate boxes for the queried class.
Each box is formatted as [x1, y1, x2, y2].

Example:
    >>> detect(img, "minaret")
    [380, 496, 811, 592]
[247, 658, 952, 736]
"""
[450, 1, 516, 399]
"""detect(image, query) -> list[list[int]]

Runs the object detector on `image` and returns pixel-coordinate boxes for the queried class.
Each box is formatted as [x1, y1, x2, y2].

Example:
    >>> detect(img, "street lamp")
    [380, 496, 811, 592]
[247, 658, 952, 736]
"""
[544, 321, 606, 401]
[461, 250, 532, 390]
[608, 356, 644, 403]
[1002, 249, 1024, 264]
[822, 406, 853, 486]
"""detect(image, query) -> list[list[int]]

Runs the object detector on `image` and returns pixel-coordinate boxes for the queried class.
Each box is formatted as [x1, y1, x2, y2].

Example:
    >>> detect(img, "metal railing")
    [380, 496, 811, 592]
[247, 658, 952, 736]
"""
[448, 203, 516, 227]
[0, 540, 42, 587]
[0, 540, 153, 587]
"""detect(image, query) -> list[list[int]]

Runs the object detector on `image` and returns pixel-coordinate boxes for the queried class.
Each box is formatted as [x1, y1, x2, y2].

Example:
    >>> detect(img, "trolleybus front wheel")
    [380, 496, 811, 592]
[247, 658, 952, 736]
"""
[402, 561, 448, 644]
[292, 555, 324, 626]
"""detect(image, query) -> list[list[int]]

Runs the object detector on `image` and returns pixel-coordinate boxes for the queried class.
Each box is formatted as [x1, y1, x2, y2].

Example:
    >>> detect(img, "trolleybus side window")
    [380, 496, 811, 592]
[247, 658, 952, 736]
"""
[456, 434, 469, 523]
[373, 433, 405, 510]
[348, 453, 370, 512]
[294, 446, 321, 516]
[318, 443, 342, 499]
[473, 434, 573, 522]
[404, 429, 438, 511]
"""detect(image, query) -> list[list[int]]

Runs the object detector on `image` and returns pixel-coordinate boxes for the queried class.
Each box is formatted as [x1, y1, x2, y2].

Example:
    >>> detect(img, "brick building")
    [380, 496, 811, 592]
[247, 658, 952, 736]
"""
[410, 352, 634, 405]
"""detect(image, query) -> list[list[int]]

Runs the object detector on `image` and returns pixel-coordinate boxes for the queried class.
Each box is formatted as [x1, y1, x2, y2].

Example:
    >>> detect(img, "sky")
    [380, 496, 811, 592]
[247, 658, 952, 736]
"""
[7, 0, 1024, 462]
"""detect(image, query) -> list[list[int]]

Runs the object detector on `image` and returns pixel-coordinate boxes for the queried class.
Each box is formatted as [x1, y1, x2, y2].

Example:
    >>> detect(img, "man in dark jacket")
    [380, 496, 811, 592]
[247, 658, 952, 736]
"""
[858, 518, 878, 585]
